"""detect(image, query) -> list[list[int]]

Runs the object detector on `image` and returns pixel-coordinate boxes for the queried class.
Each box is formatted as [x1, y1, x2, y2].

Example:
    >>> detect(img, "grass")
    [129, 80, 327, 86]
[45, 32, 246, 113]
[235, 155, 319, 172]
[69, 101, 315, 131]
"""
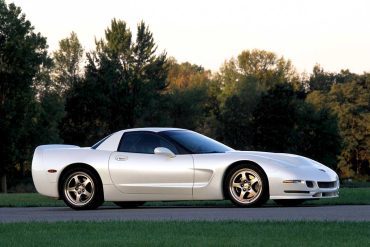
[341, 180, 370, 188]
[0, 221, 369, 246]
[0, 188, 369, 207]
[305, 188, 370, 205]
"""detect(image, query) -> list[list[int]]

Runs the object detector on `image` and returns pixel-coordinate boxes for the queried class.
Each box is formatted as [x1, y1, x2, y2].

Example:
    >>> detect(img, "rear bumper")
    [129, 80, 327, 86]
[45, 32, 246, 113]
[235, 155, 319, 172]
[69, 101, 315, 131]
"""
[32, 168, 59, 198]
[31, 146, 59, 198]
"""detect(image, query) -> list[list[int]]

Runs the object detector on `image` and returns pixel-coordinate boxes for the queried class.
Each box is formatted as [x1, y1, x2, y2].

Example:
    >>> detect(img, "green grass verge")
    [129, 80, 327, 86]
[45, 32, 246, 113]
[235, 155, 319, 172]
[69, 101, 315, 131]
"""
[0, 188, 369, 207]
[0, 221, 369, 246]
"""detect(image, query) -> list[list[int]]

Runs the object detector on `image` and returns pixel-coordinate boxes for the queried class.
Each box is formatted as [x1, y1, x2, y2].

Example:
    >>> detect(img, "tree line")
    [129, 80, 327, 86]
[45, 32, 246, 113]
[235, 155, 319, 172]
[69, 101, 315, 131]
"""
[0, 1, 369, 192]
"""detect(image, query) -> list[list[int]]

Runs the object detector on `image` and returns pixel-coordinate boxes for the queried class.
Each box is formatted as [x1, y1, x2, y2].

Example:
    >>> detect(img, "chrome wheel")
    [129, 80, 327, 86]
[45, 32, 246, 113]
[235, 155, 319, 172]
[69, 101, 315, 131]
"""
[229, 168, 262, 204]
[64, 172, 95, 206]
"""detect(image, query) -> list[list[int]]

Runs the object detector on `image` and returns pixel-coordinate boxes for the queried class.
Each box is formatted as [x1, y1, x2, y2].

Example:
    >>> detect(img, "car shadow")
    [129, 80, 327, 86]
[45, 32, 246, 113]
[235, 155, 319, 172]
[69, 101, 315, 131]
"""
[94, 203, 340, 210]
[49, 203, 345, 211]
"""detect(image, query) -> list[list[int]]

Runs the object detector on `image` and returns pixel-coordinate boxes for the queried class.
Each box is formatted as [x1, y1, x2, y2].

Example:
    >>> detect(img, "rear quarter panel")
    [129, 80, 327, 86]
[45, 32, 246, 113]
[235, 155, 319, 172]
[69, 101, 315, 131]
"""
[32, 146, 112, 198]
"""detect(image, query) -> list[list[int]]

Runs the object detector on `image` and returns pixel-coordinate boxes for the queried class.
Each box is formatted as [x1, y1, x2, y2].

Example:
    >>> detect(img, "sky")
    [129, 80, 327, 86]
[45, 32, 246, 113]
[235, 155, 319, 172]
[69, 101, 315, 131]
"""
[8, 0, 370, 73]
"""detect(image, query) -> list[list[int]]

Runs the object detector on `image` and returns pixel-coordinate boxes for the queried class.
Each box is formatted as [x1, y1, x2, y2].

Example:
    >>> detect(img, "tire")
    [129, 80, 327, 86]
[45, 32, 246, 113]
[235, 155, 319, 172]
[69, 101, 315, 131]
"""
[274, 199, 305, 207]
[59, 167, 104, 210]
[225, 163, 269, 207]
[113, 201, 146, 208]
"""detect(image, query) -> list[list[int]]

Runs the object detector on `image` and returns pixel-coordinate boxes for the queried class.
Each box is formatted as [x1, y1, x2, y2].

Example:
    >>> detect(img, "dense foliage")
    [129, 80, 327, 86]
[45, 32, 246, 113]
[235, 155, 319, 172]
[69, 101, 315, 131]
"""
[0, 1, 368, 191]
[0, 1, 62, 192]
[60, 20, 168, 146]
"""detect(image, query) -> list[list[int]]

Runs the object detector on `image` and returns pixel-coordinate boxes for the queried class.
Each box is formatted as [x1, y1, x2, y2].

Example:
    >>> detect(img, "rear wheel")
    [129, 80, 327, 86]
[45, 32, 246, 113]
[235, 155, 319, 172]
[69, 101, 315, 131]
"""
[274, 199, 305, 207]
[60, 167, 103, 210]
[113, 201, 146, 208]
[225, 163, 269, 207]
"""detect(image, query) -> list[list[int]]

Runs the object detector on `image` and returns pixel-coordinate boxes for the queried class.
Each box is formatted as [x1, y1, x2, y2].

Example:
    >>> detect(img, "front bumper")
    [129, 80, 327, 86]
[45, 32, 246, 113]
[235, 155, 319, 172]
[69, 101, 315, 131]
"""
[270, 179, 340, 200]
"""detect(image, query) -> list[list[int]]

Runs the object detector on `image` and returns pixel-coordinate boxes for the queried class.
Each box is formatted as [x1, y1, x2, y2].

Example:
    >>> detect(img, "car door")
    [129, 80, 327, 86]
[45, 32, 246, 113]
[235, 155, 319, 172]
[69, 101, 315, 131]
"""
[109, 131, 194, 196]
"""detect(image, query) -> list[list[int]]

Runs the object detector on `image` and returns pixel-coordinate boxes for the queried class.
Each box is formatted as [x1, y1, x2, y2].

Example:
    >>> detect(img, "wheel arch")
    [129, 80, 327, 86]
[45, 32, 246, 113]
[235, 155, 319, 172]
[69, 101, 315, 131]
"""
[58, 163, 104, 199]
[222, 160, 270, 199]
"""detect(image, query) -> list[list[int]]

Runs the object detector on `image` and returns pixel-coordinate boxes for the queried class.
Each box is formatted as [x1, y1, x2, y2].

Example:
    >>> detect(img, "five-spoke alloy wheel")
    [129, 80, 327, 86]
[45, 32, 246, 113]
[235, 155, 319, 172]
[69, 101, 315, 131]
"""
[60, 167, 103, 210]
[225, 163, 269, 207]
[65, 172, 94, 206]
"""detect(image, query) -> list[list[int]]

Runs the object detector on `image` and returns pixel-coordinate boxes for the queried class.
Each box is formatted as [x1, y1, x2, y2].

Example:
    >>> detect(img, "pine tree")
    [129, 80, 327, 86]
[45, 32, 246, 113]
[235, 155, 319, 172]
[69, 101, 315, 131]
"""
[61, 20, 168, 146]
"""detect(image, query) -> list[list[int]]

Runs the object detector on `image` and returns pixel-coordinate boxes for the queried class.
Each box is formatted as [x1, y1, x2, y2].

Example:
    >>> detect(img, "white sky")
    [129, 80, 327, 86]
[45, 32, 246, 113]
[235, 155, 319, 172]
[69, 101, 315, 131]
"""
[8, 0, 370, 73]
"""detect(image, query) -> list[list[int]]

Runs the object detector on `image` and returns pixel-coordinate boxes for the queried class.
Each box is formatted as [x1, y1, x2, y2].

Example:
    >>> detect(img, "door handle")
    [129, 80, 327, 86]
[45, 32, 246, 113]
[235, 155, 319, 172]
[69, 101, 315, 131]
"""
[115, 155, 128, 161]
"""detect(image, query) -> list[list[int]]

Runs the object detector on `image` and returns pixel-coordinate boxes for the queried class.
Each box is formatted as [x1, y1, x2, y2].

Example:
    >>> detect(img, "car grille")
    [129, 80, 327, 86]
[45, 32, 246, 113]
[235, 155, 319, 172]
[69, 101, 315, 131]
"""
[318, 181, 336, 188]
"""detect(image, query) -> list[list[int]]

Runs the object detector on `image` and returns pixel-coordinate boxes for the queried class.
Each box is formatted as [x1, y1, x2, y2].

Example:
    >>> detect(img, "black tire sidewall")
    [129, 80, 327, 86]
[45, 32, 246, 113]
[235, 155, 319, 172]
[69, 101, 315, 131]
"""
[59, 167, 103, 210]
[225, 163, 269, 207]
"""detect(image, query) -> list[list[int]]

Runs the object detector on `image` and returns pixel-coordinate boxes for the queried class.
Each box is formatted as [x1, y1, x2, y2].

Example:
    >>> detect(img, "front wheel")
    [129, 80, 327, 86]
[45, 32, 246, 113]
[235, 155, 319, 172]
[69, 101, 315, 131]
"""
[225, 163, 269, 207]
[60, 167, 103, 210]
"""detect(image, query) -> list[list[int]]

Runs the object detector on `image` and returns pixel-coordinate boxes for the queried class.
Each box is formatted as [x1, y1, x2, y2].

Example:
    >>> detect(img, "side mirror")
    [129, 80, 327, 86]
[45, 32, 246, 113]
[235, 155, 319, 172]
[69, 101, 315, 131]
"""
[154, 147, 176, 158]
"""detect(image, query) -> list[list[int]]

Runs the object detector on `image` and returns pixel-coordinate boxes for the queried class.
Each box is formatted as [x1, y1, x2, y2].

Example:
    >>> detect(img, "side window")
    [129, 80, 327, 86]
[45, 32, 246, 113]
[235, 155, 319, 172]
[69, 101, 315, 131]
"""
[118, 132, 178, 154]
[158, 138, 178, 154]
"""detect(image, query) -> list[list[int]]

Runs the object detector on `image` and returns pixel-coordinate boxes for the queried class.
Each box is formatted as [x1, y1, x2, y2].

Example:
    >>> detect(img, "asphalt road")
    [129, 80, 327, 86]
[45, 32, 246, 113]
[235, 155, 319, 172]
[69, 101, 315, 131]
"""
[0, 205, 369, 222]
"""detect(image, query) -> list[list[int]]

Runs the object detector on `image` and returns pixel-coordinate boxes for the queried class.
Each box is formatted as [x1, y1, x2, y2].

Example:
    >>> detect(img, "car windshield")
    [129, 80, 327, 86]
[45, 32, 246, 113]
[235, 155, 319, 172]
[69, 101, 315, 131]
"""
[161, 130, 233, 154]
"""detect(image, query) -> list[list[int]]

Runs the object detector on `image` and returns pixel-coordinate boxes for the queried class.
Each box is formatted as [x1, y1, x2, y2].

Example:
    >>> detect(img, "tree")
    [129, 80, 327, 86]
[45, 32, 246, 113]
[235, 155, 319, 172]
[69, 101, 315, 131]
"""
[0, 1, 51, 192]
[216, 77, 260, 149]
[52, 32, 83, 95]
[251, 84, 299, 152]
[61, 20, 168, 146]
[307, 73, 370, 178]
[308, 65, 357, 92]
[163, 59, 212, 131]
[308, 65, 337, 92]
[252, 84, 341, 169]
[218, 49, 300, 100]
[213, 50, 302, 146]
[237, 49, 299, 89]
[166, 58, 210, 89]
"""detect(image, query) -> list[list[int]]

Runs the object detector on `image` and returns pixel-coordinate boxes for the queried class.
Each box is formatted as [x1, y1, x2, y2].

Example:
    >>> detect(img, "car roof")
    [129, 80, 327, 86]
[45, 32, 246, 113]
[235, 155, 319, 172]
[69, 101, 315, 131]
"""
[95, 127, 187, 151]
[123, 127, 186, 133]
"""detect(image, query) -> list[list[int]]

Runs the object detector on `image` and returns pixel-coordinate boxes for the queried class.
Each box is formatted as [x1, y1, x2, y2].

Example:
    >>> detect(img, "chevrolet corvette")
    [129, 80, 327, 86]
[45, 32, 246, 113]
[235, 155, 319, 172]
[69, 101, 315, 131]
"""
[32, 128, 339, 210]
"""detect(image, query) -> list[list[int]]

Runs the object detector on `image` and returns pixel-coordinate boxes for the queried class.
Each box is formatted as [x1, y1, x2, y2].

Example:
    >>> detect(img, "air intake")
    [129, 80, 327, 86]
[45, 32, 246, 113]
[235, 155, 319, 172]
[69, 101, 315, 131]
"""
[318, 181, 336, 188]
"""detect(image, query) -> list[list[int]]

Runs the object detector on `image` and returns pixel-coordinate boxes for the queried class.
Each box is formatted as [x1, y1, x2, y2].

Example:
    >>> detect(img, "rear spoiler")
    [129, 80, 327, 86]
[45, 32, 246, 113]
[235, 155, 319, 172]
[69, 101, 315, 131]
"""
[35, 144, 80, 151]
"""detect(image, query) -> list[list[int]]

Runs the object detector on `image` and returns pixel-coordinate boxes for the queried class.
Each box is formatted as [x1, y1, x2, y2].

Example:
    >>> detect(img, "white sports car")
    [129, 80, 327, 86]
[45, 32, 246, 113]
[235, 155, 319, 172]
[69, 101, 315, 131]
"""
[32, 128, 339, 210]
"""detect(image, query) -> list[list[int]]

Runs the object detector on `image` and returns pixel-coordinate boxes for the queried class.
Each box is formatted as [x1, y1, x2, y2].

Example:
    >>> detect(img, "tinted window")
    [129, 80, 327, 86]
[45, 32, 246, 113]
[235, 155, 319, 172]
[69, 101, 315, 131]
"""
[118, 132, 178, 154]
[161, 130, 233, 154]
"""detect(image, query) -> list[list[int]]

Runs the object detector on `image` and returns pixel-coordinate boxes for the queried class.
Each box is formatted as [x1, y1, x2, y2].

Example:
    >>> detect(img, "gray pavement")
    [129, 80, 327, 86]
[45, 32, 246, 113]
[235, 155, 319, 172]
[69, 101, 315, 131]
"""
[0, 205, 369, 222]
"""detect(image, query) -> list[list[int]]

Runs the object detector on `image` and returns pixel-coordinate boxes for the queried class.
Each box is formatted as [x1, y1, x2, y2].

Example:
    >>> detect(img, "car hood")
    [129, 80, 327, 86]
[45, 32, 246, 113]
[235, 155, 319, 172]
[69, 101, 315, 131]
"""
[227, 150, 330, 171]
